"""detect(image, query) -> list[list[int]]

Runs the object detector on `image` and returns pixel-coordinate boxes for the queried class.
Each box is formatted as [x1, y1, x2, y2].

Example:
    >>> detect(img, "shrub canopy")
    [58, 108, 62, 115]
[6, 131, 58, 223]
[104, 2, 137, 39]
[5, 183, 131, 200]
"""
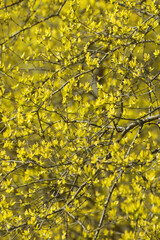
[0, 0, 160, 239]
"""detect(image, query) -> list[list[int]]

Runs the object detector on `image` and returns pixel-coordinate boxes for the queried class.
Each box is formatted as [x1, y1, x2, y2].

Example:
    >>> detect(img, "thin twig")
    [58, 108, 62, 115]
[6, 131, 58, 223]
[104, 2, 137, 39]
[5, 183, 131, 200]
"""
[93, 168, 123, 240]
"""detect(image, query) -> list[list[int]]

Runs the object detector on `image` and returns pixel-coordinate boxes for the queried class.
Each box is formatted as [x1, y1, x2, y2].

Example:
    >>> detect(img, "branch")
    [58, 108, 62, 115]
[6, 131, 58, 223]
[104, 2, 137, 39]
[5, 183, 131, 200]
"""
[66, 211, 89, 234]
[93, 168, 123, 240]
[0, 0, 67, 46]
[65, 181, 88, 207]
[0, 0, 24, 10]
[56, 0, 67, 16]
[121, 114, 160, 138]
[0, 163, 29, 184]
[125, 125, 143, 157]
